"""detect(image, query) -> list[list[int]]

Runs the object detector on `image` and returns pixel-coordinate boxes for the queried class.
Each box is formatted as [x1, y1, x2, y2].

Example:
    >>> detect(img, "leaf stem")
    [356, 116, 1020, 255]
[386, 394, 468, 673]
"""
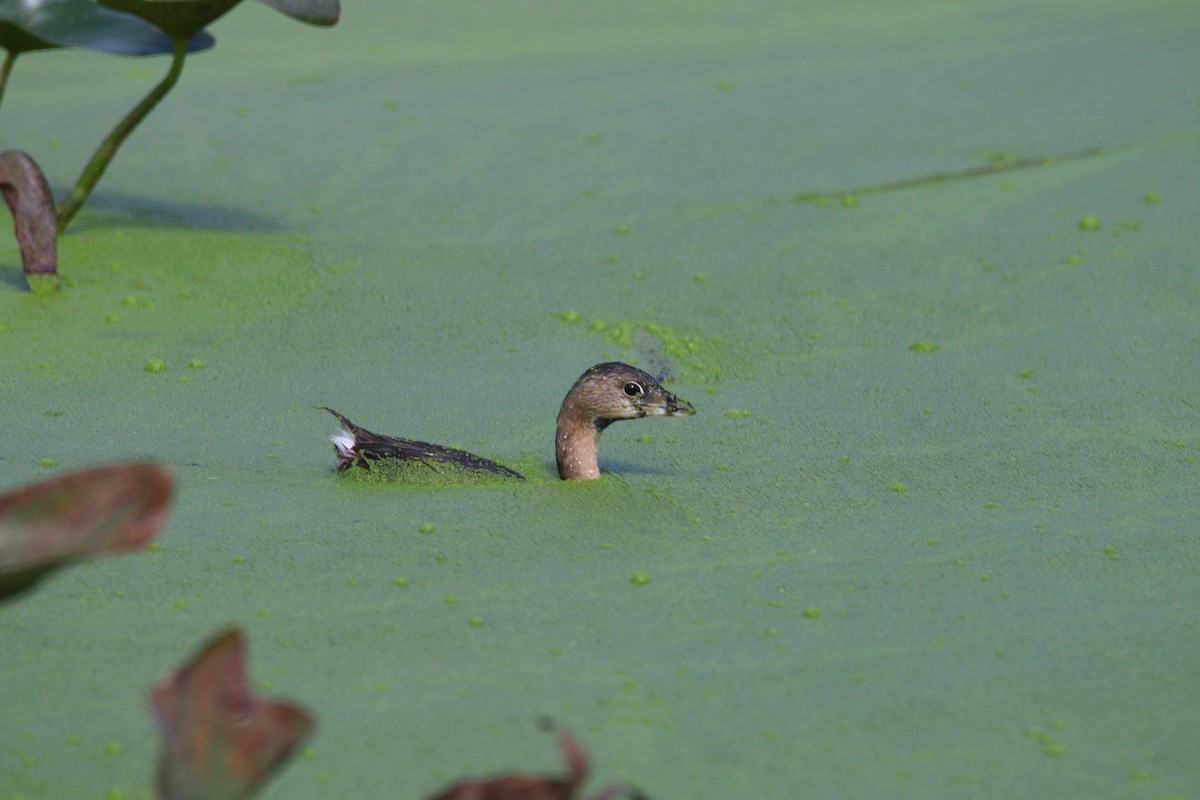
[56, 37, 188, 233]
[0, 149, 59, 284]
[0, 50, 18, 114]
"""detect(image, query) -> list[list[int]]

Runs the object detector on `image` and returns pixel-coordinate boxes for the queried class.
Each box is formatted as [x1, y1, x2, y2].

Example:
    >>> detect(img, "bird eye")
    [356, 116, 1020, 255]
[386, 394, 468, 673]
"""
[623, 381, 643, 397]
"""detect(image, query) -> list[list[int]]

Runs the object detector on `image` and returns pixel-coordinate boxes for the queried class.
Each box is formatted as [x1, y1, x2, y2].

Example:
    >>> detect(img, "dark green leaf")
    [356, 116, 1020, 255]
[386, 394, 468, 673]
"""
[0, 19, 56, 53]
[0, 563, 56, 604]
[0, 0, 212, 56]
[255, 0, 339, 27]
[99, 0, 243, 41]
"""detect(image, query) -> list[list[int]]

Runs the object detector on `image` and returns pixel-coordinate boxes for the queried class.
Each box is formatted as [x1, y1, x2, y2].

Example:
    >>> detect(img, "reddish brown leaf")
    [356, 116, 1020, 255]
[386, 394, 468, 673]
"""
[151, 628, 315, 800]
[427, 774, 573, 800]
[0, 149, 58, 281]
[0, 462, 174, 601]
[427, 722, 647, 800]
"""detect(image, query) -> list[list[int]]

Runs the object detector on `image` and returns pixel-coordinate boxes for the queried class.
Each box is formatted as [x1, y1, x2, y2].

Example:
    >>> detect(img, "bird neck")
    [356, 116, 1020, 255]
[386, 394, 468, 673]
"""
[556, 404, 603, 480]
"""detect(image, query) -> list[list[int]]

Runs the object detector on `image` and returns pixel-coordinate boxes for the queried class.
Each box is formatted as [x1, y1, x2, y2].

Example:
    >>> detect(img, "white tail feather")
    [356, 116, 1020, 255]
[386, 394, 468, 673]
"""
[330, 430, 356, 459]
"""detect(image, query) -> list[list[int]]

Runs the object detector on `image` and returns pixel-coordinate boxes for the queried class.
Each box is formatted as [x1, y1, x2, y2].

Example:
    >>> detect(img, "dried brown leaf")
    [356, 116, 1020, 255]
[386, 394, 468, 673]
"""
[151, 628, 315, 800]
[0, 462, 173, 601]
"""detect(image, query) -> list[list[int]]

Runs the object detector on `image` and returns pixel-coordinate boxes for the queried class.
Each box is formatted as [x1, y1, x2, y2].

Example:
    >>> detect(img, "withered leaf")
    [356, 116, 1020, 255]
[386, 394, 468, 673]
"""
[151, 627, 315, 800]
[0, 462, 173, 602]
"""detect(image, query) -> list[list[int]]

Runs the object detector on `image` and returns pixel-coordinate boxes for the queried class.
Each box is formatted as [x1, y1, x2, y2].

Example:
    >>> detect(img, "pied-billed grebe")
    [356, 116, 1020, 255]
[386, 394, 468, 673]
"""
[326, 362, 694, 482]
[555, 361, 694, 480]
[426, 718, 647, 800]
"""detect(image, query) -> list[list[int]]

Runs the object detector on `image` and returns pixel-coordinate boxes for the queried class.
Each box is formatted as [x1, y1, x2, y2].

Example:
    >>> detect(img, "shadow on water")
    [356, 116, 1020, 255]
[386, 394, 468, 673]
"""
[599, 461, 678, 477]
[1, 189, 283, 289]
[0, 267, 30, 291]
[57, 190, 283, 235]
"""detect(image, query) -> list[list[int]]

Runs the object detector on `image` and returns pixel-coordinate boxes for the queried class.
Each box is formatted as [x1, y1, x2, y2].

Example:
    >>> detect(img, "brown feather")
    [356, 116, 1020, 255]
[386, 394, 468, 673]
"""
[323, 407, 524, 480]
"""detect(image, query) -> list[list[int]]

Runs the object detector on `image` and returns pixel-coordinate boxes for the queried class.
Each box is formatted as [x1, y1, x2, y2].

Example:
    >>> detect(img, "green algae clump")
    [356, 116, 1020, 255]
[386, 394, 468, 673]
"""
[144, 358, 167, 373]
[1078, 215, 1102, 231]
[572, 316, 721, 383]
[26, 274, 60, 295]
[336, 457, 522, 486]
[908, 341, 939, 353]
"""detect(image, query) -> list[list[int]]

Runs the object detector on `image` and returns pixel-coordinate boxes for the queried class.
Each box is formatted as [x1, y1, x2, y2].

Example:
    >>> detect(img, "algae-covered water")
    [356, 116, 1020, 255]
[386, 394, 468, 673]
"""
[2, 2, 1198, 798]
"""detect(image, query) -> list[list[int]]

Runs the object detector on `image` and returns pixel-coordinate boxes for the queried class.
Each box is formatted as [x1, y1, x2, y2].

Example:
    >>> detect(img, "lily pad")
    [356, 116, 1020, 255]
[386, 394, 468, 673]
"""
[151, 628, 316, 800]
[0, 0, 212, 55]
[255, 0, 339, 27]
[99, 0, 244, 41]
[0, 462, 174, 602]
[95, 0, 338, 43]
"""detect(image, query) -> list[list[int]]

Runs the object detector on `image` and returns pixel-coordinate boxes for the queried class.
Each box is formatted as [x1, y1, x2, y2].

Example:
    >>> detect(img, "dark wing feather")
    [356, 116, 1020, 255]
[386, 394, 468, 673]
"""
[323, 408, 524, 480]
